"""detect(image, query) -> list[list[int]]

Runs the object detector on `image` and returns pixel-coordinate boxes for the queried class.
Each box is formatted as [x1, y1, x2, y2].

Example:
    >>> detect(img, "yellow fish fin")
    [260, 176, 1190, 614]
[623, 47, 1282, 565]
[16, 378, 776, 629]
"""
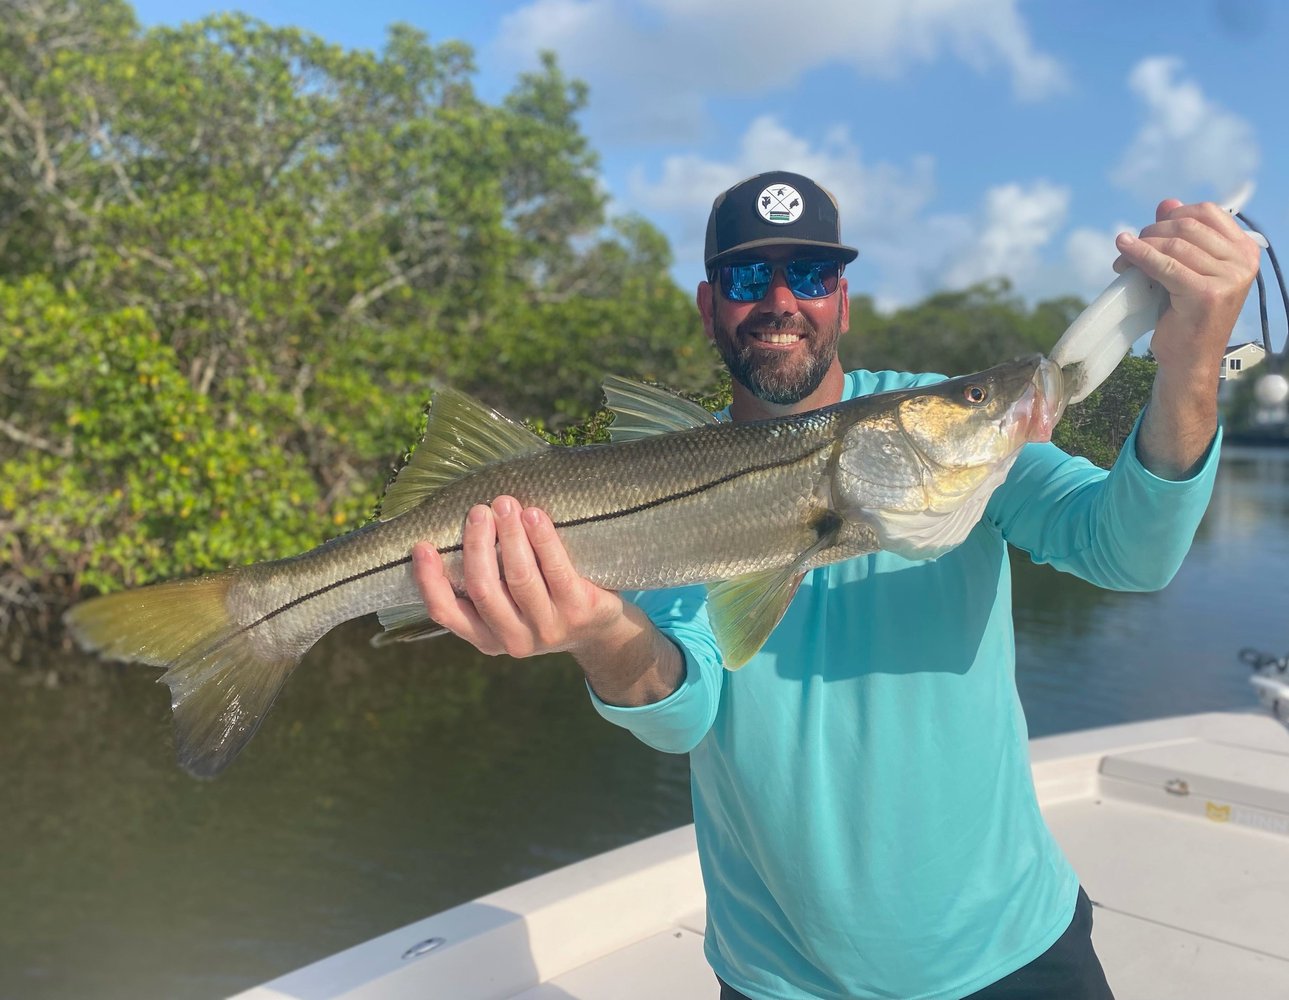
[64, 574, 299, 779]
[706, 568, 805, 670]
[378, 389, 550, 521]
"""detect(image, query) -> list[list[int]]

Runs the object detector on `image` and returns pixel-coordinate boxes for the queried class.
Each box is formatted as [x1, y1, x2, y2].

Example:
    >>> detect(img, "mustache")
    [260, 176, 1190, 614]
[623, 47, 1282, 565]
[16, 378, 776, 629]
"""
[737, 314, 810, 338]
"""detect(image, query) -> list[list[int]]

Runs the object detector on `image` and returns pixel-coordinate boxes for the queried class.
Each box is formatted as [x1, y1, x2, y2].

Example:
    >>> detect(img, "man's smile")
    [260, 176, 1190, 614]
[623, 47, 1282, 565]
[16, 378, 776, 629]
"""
[746, 329, 806, 347]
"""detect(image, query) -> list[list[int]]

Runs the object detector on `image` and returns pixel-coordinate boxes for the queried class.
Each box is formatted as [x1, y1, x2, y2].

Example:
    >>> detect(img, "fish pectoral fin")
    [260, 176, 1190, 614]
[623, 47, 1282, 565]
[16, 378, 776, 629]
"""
[707, 568, 805, 670]
[707, 515, 845, 669]
[602, 375, 719, 443]
[371, 602, 448, 646]
[377, 388, 551, 521]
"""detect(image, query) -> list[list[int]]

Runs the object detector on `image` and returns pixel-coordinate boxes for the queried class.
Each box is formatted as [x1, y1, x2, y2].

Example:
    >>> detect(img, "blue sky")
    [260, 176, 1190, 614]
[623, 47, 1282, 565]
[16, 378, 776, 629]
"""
[131, 0, 1286, 346]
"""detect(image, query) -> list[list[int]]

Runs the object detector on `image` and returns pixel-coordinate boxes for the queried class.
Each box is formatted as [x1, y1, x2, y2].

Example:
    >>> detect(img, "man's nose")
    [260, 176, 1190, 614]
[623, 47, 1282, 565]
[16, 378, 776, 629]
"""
[760, 267, 799, 312]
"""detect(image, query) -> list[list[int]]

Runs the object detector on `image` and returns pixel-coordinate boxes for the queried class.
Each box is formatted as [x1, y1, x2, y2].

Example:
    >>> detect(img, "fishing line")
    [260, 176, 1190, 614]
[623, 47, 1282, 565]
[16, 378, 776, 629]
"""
[1235, 211, 1288, 371]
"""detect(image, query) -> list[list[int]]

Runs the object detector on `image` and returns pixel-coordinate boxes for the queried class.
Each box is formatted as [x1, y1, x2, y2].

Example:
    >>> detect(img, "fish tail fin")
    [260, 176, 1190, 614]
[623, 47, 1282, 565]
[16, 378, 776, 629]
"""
[64, 574, 300, 779]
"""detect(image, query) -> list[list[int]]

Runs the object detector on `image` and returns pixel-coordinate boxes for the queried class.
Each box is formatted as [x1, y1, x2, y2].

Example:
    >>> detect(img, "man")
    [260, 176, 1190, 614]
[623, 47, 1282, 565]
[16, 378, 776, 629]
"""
[411, 171, 1259, 999]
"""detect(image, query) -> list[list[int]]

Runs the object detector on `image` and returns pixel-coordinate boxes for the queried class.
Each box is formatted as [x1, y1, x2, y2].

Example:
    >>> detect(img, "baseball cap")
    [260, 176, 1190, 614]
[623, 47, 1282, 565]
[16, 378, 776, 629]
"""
[704, 171, 859, 270]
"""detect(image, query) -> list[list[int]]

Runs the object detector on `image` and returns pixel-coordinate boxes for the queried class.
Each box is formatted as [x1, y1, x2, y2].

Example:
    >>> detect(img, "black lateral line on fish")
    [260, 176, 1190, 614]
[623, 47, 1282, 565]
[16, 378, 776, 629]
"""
[244, 559, 413, 632]
[240, 439, 834, 634]
[540, 443, 833, 535]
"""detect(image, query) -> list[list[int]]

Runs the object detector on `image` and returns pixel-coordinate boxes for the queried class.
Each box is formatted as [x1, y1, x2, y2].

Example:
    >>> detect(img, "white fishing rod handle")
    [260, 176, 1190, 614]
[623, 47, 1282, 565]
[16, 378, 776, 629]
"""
[1050, 182, 1260, 405]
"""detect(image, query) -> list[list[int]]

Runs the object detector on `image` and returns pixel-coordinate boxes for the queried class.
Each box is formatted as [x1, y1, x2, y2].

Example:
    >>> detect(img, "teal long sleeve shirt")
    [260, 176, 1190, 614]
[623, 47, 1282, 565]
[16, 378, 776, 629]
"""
[589, 368, 1220, 1000]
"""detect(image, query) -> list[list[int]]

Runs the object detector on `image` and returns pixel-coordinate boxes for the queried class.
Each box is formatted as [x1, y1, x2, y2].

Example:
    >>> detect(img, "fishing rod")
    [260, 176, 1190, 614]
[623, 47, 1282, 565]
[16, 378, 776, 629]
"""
[1230, 206, 1288, 726]
[1232, 211, 1289, 417]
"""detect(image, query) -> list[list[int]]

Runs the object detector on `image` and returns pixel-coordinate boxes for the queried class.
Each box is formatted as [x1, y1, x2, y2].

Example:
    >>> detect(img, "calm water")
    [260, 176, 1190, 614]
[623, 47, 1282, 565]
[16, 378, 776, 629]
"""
[2, 446, 1287, 1000]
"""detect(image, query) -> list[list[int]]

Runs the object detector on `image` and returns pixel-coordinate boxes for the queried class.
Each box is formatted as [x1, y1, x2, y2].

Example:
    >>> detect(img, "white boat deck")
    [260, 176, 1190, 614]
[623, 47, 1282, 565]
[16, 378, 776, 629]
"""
[1034, 712, 1289, 999]
[237, 711, 1289, 1000]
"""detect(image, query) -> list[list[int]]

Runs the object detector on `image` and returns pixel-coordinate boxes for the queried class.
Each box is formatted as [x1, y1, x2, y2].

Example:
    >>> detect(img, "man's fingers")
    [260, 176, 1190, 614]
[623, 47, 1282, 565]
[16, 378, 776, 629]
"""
[410, 541, 497, 651]
[460, 502, 523, 637]
[522, 506, 583, 605]
[492, 496, 554, 620]
[1114, 232, 1192, 294]
[1155, 197, 1184, 223]
[411, 501, 618, 660]
[1150, 220, 1239, 266]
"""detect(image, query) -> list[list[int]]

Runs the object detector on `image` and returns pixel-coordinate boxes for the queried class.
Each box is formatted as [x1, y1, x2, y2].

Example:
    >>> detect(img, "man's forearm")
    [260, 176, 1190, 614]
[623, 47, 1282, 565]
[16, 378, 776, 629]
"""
[572, 600, 686, 707]
[1136, 365, 1220, 481]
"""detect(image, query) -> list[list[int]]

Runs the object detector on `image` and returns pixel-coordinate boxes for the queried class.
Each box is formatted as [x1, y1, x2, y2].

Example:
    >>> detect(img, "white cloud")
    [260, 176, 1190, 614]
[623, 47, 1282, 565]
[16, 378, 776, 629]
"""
[1063, 223, 1135, 295]
[623, 114, 1185, 315]
[628, 116, 1113, 310]
[941, 181, 1071, 290]
[493, 0, 1066, 140]
[1111, 56, 1259, 201]
[628, 115, 938, 287]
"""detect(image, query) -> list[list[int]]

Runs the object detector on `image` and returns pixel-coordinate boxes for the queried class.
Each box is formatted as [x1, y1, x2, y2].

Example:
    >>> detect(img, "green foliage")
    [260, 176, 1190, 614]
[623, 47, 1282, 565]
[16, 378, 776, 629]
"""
[0, 2, 1161, 639]
[1051, 356, 1157, 468]
[0, 3, 714, 633]
[841, 280, 1083, 377]
[0, 277, 345, 611]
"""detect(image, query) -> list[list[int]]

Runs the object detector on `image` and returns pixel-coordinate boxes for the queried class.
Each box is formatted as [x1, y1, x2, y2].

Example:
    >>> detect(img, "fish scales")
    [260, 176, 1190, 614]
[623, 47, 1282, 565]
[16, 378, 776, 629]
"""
[230, 407, 851, 654]
[64, 355, 1063, 776]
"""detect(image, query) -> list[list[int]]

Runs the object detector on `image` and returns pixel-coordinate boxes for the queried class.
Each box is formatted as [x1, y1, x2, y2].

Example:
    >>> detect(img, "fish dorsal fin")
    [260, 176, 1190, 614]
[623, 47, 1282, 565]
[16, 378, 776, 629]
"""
[602, 375, 719, 443]
[378, 389, 550, 521]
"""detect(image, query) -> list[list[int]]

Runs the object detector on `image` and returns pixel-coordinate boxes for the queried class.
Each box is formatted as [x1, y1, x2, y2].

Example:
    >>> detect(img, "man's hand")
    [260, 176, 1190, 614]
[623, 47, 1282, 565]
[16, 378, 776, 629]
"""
[410, 495, 686, 705]
[411, 495, 624, 659]
[1112, 199, 1261, 478]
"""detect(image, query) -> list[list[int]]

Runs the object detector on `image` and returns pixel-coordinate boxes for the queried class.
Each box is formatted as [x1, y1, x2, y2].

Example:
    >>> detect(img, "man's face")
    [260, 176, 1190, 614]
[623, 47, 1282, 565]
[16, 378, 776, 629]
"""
[701, 250, 850, 406]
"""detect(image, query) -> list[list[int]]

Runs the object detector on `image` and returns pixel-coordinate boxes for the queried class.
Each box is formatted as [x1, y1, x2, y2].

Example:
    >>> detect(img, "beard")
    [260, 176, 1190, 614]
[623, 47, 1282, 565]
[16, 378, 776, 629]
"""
[711, 305, 842, 406]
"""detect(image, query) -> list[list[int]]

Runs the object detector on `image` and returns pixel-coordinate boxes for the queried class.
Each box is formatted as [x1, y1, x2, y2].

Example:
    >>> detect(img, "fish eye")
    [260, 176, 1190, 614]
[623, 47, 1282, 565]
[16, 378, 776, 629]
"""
[964, 384, 989, 404]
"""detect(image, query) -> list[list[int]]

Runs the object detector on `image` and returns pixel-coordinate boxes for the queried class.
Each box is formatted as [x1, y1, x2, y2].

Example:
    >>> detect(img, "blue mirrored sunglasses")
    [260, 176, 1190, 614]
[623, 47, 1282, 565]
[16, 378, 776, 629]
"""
[717, 258, 844, 303]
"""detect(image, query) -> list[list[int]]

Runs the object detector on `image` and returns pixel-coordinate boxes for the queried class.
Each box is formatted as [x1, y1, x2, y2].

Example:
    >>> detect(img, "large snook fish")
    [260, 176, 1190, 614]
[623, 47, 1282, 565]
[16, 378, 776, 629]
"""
[66, 354, 1064, 778]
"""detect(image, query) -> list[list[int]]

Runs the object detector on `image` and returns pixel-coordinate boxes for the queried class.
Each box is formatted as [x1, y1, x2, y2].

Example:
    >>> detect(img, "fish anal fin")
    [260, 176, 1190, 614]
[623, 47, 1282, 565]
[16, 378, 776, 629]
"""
[370, 602, 448, 646]
[370, 623, 449, 646]
[379, 389, 551, 521]
[707, 569, 805, 670]
[602, 375, 719, 443]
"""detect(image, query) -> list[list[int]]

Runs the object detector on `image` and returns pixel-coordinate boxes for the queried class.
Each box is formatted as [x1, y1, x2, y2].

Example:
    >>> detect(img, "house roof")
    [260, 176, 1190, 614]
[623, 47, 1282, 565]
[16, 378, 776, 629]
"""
[1223, 341, 1266, 357]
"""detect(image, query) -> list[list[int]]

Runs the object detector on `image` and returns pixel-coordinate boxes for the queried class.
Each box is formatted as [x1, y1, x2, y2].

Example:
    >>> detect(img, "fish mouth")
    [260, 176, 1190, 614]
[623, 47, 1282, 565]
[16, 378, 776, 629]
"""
[997, 357, 1064, 447]
[1024, 358, 1066, 443]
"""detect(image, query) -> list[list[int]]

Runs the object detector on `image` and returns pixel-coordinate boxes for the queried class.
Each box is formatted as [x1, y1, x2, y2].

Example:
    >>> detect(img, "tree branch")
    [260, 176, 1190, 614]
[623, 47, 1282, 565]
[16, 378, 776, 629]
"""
[0, 417, 72, 458]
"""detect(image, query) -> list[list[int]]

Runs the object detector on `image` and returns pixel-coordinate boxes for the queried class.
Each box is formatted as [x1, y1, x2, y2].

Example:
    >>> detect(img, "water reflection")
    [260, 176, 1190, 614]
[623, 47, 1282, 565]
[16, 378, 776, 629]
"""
[1015, 446, 1289, 736]
[1, 634, 691, 999]
[2, 447, 1286, 999]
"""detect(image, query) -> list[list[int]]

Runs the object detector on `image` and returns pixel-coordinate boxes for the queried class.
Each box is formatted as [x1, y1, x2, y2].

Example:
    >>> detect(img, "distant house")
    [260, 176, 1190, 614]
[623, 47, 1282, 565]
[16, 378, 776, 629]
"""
[1221, 342, 1266, 381]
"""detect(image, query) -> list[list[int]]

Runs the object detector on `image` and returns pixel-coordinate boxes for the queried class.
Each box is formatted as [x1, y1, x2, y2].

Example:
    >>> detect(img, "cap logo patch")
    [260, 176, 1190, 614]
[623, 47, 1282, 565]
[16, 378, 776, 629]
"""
[756, 184, 803, 224]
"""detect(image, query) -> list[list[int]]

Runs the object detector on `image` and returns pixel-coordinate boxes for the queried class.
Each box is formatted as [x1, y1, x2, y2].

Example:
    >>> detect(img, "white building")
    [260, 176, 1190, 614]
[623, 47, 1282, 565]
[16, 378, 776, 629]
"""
[1221, 341, 1266, 381]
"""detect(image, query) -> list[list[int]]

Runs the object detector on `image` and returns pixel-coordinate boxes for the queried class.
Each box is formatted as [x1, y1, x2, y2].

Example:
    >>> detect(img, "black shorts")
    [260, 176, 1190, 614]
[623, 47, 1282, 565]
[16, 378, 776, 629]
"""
[717, 886, 1114, 1000]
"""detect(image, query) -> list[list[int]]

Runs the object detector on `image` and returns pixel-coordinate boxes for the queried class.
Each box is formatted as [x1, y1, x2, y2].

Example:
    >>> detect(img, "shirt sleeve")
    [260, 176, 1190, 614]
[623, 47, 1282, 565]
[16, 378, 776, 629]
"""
[987, 413, 1221, 591]
[585, 585, 725, 754]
